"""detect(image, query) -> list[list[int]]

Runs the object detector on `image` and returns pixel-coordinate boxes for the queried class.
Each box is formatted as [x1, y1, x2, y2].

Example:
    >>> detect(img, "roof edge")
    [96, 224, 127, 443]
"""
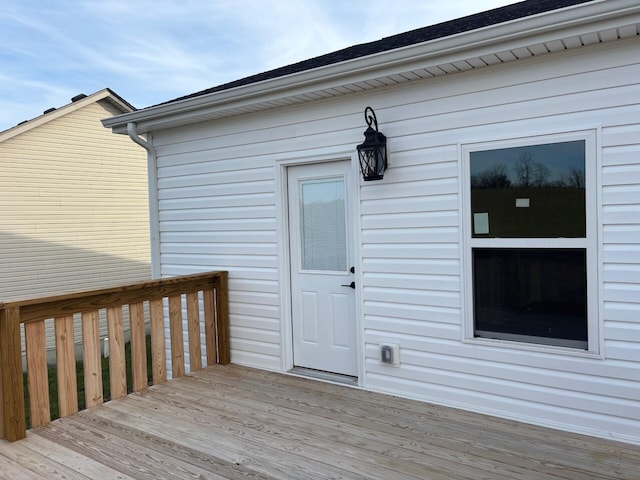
[104, 0, 637, 134]
[1, 88, 135, 141]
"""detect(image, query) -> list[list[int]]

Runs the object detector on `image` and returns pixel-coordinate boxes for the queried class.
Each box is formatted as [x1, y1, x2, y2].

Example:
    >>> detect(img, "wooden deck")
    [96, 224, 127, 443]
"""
[0, 365, 638, 479]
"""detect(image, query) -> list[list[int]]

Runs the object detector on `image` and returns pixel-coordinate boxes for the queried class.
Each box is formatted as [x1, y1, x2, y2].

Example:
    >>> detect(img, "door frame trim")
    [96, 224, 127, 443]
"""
[275, 150, 363, 384]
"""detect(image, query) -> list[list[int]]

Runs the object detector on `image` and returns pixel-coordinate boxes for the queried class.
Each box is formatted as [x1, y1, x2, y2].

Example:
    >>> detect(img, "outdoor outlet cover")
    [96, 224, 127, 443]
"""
[380, 343, 400, 366]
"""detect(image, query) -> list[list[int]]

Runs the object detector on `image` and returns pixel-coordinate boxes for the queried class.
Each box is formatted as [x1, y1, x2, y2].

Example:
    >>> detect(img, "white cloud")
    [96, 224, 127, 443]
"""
[0, 0, 517, 132]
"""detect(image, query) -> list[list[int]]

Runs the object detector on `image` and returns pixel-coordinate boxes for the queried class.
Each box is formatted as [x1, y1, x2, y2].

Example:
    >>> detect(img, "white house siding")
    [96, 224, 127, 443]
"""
[154, 122, 282, 371]
[0, 99, 150, 350]
[152, 37, 640, 443]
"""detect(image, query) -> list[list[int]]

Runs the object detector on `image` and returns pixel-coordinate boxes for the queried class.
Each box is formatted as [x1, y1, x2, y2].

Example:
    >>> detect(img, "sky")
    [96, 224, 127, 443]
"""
[0, 0, 518, 132]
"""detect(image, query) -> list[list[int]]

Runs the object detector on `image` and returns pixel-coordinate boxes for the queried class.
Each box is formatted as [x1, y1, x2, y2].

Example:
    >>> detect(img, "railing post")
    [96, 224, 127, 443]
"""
[0, 306, 27, 441]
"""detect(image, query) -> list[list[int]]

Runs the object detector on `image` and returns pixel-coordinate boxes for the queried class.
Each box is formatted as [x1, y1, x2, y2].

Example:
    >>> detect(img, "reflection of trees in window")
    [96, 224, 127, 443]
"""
[514, 152, 551, 187]
[472, 150, 583, 189]
[471, 163, 511, 188]
[515, 152, 533, 187]
[565, 167, 585, 188]
[470, 141, 586, 239]
[468, 138, 590, 350]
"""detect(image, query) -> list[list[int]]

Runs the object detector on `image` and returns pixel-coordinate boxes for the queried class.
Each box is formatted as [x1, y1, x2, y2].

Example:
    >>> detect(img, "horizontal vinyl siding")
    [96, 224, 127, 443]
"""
[0, 101, 150, 350]
[155, 129, 281, 371]
[154, 38, 640, 443]
[601, 122, 640, 368]
[152, 93, 403, 373]
[356, 39, 640, 443]
[360, 128, 463, 390]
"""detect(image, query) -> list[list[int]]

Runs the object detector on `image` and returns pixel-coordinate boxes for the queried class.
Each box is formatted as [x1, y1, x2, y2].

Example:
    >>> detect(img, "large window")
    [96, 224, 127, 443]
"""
[464, 133, 597, 351]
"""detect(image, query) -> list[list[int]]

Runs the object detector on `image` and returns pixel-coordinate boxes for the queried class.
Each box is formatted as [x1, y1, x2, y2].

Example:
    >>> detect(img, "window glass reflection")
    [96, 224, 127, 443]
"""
[470, 141, 585, 238]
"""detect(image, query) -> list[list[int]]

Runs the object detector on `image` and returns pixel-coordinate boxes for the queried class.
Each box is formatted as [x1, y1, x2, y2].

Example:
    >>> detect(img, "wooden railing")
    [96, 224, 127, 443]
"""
[0, 271, 229, 442]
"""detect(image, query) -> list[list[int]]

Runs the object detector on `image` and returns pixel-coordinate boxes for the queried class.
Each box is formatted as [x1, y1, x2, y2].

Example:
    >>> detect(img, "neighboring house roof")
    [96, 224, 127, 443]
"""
[103, 0, 640, 134]
[1, 88, 135, 141]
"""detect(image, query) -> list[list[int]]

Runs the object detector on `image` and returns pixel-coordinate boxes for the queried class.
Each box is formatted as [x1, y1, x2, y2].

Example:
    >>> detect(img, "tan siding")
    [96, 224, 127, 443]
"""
[0, 98, 150, 350]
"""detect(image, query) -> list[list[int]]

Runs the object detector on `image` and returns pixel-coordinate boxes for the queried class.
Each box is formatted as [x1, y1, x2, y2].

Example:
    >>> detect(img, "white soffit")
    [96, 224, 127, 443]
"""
[104, 0, 640, 135]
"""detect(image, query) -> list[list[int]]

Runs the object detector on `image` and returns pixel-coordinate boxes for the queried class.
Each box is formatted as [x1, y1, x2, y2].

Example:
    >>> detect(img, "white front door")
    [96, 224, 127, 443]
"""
[288, 161, 357, 377]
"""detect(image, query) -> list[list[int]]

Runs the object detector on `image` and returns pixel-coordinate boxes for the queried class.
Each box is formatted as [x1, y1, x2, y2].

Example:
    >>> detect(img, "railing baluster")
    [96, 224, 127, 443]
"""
[186, 292, 202, 372]
[129, 302, 147, 392]
[203, 289, 216, 367]
[107, 306, 127, 400]
[215, 272, 230, 365]
[0, 305, 26, 440]
[25, 321, 50, 427]
[149, 298, 166, 384]
[55, 315, 78, 418]
[82, 310, 103, 408]
[168, 295, 185, 378]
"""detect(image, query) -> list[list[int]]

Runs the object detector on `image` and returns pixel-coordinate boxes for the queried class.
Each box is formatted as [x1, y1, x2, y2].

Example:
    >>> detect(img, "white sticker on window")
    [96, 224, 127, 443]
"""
[516, 198, 530, 208]
[474, 213, 489, 235]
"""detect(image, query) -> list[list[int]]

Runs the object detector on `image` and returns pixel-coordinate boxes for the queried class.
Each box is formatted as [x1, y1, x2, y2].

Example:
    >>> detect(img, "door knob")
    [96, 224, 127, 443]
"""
[341, 281, 356, 289]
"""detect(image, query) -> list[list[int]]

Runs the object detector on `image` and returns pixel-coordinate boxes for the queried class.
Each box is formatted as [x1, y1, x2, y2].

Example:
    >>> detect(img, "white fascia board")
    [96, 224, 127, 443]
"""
[103, 0, 640, 135]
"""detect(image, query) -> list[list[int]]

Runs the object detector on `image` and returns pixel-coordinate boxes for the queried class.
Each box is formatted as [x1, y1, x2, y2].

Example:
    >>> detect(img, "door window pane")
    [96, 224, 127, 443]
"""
[300, 178, 347, 271]
[470, 141, 585, 238]
[473, 248, 588, 349]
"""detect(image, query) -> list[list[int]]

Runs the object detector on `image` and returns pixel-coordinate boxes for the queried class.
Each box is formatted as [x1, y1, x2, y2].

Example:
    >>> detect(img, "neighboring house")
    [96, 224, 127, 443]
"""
[103, 0, 640, 444]
[0, 88, 151, 351]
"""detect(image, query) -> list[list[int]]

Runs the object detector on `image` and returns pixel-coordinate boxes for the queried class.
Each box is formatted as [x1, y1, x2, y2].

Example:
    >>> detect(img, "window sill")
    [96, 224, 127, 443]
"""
[462, 336, 603, 360]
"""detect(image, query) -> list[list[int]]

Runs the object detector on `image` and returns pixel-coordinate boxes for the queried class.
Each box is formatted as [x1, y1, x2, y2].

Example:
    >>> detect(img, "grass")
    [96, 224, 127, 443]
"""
[23, 335, 153, 428]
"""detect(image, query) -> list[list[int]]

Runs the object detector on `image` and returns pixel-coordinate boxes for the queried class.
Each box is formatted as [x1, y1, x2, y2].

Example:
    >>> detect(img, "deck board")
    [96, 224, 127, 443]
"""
[1, 364, 638, 479]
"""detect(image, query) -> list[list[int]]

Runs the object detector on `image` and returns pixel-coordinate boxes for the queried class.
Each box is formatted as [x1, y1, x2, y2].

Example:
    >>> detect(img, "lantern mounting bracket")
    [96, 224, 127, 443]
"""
[364, 106, 378, 131]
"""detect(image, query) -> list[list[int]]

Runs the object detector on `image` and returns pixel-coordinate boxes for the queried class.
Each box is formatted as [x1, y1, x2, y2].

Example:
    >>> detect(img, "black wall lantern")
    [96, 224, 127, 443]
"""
[356, 106, 387, 181]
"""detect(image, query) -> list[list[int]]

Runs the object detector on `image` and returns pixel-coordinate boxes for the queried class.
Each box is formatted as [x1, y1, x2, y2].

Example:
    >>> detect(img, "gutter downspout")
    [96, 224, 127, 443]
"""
[127, 122, 161, 279]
